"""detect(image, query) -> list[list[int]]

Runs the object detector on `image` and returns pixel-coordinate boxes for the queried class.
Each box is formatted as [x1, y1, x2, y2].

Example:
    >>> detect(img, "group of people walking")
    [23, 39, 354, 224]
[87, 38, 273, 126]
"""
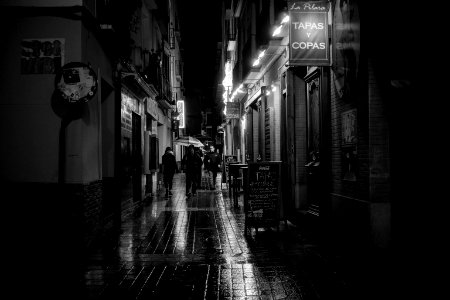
[161, 144, 222, 198]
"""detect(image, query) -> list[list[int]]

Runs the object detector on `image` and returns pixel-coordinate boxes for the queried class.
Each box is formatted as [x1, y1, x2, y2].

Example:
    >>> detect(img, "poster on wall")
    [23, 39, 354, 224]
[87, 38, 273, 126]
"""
[21, 38, 65, 74]
[341, 109, 357, 145]
[342, 108, 357, 181]
[288, 1, 330, 66]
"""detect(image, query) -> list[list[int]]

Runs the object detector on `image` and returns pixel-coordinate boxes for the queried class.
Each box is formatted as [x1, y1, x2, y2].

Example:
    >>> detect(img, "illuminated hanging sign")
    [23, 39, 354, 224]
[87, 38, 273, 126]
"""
[226, 102, 240, 119]
[222, 61, 233, 90]
[288, 1, 330, 66]
[177, 100, 185, 129]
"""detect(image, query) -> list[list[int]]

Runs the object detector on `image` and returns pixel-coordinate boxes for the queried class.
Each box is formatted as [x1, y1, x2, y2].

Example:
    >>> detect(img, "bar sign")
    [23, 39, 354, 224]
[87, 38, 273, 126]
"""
[288, 1, 330, 66]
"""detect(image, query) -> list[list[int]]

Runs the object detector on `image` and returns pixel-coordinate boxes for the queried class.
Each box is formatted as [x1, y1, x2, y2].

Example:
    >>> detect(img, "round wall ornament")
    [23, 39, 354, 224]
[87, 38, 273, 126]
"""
[56, 62, 98, 103]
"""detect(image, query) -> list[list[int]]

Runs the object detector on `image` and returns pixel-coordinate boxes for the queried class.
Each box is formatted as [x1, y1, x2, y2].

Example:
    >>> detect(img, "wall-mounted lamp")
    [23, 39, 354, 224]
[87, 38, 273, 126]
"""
[272, 14, 290, 37]
[272, 25, 283, 36]
[252, 49, 267, 66]
[258, 49, 266, 58]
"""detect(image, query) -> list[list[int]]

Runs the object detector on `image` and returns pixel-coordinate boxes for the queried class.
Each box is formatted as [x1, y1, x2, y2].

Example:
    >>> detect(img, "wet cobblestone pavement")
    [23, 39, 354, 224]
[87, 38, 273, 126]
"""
[75, 173, 380, 300]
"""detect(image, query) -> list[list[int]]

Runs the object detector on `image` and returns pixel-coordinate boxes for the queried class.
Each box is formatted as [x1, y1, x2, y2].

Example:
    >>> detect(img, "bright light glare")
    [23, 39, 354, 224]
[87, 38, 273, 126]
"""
[258, 50, 266, 59]
[272, 25, 282, 36]
[281, 15, 290, 24]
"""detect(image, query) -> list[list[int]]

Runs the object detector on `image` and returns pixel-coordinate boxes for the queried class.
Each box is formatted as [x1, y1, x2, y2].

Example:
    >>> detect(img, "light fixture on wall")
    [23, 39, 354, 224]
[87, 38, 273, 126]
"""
[272, 14, 289, 36]
[252, 49, 266, 66]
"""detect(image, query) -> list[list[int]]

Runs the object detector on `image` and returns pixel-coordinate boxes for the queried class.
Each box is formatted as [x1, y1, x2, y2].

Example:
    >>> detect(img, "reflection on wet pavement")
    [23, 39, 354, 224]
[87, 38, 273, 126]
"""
[80, 173, 349, 299]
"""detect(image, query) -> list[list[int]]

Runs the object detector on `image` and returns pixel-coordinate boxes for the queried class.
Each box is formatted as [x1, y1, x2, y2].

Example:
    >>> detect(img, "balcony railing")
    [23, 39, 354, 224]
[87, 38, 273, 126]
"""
[160, 72, 173, 105]
[142, 62, 173, 106]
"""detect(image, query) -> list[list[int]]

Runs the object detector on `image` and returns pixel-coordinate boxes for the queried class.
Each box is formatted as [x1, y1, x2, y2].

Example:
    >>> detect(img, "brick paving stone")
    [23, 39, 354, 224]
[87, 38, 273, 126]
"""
[76, 173, 385, 300]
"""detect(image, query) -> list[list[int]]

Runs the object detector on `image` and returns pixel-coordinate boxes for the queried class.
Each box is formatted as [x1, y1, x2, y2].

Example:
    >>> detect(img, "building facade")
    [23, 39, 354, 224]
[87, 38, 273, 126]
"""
[218, 0, 418, 253]
[0, 0, 183, 248]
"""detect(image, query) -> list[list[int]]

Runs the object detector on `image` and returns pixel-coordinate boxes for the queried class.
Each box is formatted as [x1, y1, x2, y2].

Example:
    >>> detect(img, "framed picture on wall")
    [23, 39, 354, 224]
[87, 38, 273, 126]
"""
[341, 108, 358, 181]
[341, 109, 357, 146]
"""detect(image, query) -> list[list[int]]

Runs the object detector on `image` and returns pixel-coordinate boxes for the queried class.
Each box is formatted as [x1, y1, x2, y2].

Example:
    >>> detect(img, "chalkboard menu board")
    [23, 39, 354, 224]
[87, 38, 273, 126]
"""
[244, 161, 282, 229]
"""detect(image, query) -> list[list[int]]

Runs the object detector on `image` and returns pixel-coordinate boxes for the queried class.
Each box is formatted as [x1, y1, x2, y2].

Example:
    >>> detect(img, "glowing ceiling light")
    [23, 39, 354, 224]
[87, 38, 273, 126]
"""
[252, 58, 261, 67]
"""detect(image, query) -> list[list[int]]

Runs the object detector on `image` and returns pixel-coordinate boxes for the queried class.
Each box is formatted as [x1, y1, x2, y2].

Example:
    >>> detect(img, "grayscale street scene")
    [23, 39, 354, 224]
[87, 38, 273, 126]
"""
[1, 1, 438, 299]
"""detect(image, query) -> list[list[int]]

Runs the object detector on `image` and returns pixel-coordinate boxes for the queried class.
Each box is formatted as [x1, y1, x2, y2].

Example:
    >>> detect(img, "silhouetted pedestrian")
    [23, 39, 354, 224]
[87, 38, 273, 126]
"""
[182, 144, 203, 196]
[204, 144, 221, 190]
[195, 147, 204, 189]
[161, 146, 178, 197]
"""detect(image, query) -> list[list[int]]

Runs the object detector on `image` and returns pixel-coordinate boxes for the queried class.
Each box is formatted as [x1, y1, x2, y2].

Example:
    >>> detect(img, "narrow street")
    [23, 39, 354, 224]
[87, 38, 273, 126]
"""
[78, 173, 389, 300]
[0, 2, 435, 300]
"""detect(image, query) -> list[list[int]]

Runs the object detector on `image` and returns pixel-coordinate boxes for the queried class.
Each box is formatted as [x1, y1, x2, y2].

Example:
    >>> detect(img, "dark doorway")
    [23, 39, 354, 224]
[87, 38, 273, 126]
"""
[132, 112, 142, 202]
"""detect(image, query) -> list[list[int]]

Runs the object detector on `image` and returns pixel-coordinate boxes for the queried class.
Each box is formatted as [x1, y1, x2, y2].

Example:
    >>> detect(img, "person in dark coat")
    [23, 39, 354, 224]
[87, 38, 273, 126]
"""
[204, 144, 222, 190]
[182, 144, 203, 196]
[195, 147, 204, 189]
[162, 146, 178, 197]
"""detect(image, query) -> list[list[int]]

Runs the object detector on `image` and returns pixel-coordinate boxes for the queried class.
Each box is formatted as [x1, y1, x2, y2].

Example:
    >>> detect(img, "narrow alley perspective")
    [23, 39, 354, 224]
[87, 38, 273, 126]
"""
[77, 173, 391, 300]
[2, 1, 438, 299]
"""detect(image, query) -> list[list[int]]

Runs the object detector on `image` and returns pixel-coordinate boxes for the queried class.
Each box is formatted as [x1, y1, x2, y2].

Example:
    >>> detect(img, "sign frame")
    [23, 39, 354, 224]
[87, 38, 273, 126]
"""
[244, 161, 283, 234]
[176, 100, 185, 129]
[226, 101, 240, 119]
[288, 1, 331, 66]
